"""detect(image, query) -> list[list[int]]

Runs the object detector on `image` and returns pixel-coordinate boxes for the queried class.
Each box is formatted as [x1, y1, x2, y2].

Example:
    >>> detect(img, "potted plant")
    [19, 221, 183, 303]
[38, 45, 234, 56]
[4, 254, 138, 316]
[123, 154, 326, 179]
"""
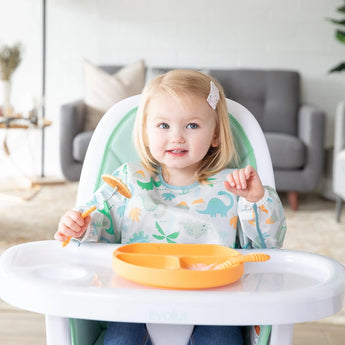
[0, 43, 22, 116]
[328, 1, 345, 73]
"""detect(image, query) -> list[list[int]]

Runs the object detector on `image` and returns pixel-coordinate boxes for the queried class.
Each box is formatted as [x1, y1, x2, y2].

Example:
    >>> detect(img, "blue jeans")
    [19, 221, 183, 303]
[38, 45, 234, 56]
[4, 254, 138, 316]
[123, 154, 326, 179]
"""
[103, 322, 150, 345]
[190, 325, 243, 345]
[103, 322, 243, 345]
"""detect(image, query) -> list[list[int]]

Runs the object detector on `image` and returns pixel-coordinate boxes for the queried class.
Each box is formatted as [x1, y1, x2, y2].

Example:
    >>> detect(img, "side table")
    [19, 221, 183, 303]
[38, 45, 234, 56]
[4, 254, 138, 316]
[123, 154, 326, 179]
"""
[0, 117, 53, 200]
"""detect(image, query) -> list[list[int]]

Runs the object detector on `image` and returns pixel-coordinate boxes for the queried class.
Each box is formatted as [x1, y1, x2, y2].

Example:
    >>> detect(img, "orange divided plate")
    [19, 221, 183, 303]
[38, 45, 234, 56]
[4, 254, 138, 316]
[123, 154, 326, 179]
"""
[112, 243, 244, 289]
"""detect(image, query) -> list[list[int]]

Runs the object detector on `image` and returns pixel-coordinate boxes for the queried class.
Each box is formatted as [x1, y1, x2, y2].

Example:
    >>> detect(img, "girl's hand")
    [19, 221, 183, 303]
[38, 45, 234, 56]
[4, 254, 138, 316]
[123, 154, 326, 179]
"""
[224, 165, 265, 203]
[54, 210, 91, 242]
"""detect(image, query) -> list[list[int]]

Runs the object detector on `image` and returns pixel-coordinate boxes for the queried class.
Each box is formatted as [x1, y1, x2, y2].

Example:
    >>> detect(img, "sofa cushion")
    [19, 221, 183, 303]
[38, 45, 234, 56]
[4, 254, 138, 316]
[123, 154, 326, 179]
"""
[210, 69, 300, 136]
[73, 131, 93, 162]
[265, 132, 305, 169]
[83, 59, 146, 131]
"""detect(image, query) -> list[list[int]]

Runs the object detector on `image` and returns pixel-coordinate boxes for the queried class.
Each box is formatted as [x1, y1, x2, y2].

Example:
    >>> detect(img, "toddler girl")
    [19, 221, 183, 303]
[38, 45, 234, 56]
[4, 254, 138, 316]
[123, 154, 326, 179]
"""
[55, 70, 286, 345]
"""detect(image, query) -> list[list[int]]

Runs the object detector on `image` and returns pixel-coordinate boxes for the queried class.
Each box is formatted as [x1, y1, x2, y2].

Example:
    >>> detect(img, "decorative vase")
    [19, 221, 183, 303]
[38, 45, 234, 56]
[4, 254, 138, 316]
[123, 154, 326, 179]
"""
[0, 80, 14, 117]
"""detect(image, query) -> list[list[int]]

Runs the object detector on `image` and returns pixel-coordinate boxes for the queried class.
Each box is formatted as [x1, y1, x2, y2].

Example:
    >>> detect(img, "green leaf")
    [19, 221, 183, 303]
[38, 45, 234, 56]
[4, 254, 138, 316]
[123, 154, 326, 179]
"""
[327, 18, 345, 26]
[167, 232, 179, 239]
[336, 29, 345, 43]
[166, 238, 176, 243]
[329, 61, 345, 73]
[152, 235, 165, 240]
[155, 221, 165, 235]
[338, 5, 345, 13]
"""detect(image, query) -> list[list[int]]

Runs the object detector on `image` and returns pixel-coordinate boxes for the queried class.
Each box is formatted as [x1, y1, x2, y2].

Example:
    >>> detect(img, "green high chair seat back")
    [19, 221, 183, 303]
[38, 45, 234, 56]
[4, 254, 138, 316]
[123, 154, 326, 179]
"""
[72, 95, 275, 345]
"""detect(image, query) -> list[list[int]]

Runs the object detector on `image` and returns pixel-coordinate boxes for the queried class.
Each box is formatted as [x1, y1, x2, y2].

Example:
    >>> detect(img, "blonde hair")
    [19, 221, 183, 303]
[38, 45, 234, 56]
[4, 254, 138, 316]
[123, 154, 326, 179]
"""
[133, 69, 237, 183]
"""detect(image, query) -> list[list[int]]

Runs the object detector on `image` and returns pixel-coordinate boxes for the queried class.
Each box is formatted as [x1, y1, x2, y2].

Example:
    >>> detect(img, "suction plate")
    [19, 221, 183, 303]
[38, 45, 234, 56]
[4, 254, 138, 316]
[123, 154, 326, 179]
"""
[113, 243, 244, 289]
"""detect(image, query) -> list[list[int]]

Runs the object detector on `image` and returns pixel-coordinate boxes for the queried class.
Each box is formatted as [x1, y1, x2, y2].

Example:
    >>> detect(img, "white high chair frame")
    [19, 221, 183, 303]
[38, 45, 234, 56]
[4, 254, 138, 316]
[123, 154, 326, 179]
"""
[0, 96, 345, 345]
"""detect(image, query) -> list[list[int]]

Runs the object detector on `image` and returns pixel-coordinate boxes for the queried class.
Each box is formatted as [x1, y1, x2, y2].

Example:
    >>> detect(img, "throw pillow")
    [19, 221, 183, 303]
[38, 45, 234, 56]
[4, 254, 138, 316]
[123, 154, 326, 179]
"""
[83, 59, 145, 131]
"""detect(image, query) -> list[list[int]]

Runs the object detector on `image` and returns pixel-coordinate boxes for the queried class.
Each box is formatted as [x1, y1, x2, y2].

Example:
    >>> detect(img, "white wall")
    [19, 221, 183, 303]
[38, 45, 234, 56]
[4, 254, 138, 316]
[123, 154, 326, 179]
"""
[0, 0, 344, 178]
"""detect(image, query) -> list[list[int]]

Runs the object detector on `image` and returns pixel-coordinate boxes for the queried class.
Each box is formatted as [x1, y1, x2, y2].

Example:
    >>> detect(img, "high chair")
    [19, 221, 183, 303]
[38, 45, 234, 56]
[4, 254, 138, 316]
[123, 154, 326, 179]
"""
[0, 96, 344, 345]
[72, 95, 275, 345]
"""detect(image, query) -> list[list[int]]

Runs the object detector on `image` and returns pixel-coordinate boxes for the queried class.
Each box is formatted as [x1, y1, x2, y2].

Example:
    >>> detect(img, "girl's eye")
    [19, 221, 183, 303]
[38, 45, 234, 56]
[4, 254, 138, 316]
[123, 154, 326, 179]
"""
[158, 123, 169, 129]
[187, 123, 199, 129]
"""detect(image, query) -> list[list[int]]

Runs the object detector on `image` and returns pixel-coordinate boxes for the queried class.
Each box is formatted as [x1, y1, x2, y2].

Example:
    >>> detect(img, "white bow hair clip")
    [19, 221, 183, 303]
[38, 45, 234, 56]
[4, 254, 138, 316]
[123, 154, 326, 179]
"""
[207, 81, 220, 110]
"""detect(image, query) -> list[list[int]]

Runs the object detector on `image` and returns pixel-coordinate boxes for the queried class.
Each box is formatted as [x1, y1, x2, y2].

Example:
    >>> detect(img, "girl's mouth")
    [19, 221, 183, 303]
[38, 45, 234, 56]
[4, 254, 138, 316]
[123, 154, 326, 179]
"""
[166, 149, 188, 156]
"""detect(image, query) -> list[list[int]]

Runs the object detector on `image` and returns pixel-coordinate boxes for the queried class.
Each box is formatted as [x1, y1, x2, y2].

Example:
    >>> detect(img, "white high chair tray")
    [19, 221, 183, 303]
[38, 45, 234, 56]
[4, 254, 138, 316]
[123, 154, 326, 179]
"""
[1, 240, 344, 327]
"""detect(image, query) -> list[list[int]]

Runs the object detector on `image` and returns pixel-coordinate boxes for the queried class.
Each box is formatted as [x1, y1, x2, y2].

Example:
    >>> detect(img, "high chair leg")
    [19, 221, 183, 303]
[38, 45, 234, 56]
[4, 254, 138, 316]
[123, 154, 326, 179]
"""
[269, 324, 294, 345]
[45, 315, 71, 345]
[146, 323, 194, 345]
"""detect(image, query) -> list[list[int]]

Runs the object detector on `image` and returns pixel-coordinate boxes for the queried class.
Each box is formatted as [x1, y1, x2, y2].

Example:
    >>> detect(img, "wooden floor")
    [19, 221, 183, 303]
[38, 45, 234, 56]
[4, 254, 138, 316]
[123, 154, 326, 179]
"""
[0, 299, 344, 344]
[0, 299, 46, 345]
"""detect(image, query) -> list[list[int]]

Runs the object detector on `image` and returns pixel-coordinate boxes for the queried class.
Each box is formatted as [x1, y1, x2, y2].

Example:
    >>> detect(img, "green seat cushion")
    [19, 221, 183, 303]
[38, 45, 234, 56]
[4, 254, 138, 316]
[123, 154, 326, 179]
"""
[69, 318, 107, 345]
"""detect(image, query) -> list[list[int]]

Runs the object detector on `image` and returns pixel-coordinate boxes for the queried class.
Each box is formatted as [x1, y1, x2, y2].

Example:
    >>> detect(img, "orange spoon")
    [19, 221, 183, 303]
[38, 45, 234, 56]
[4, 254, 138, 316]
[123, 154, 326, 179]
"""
[211, 253, 270, 270]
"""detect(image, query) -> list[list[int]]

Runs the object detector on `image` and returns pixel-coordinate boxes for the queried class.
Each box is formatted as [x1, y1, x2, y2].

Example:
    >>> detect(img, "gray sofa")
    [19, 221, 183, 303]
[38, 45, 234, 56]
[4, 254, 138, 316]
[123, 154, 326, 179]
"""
[60, 66, 122, 182]
[60, 67, 325, 210]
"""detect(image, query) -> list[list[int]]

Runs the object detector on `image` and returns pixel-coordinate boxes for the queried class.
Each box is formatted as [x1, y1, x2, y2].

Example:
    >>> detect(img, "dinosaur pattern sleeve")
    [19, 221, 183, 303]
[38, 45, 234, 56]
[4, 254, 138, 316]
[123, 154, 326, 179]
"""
[75, 163, 131, 244]
[237, 186, 287, 249]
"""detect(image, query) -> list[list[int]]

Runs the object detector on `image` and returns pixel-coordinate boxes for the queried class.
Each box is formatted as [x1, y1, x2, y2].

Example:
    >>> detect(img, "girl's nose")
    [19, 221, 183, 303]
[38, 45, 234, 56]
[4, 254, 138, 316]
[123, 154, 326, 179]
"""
[171, 129, 185, 143]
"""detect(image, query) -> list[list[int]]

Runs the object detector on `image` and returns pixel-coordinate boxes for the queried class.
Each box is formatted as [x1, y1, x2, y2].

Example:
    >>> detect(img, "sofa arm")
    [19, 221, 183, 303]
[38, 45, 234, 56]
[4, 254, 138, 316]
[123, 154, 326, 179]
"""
[297, 104, 325, 190]
[335, 100, 345, 154]
[60, 100, 86, 181]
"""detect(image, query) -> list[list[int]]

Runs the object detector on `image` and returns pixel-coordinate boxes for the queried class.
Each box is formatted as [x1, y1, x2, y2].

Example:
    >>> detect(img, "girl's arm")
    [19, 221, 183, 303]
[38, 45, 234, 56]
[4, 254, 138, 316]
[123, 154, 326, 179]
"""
[225, 165, 287, 249]
[54, 164, 129, 244]
[54, 210, 91, 242]
[224, 165, 264, 203]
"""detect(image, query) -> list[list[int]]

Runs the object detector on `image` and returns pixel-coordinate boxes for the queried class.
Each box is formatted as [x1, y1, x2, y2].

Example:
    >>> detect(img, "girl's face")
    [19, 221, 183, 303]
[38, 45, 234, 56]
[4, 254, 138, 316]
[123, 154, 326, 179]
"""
[145, 91, 219, 185]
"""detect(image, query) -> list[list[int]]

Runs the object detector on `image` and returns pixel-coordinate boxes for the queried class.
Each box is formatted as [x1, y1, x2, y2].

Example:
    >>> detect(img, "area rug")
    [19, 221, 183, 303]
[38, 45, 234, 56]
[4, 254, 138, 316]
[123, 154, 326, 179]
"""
[1, 183, 345, 324]
[0, 182, 78, 248]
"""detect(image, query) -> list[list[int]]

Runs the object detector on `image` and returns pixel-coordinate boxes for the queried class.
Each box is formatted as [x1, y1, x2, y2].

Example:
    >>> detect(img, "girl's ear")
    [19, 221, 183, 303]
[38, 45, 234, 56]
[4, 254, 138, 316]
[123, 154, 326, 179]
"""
[211, 134, 220, 147]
